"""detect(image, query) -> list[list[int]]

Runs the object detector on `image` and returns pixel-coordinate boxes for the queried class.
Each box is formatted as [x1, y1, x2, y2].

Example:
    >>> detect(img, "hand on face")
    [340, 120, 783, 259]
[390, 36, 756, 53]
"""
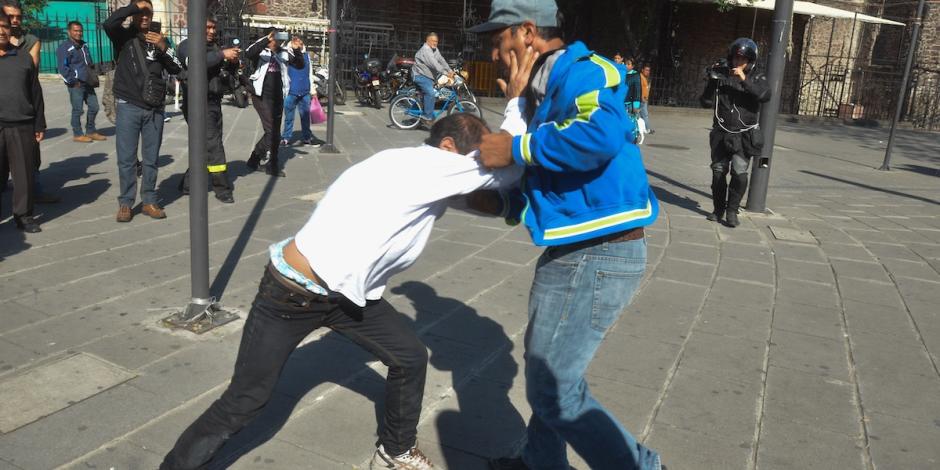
[496, 46, 539, 99]
[291, 37, 303, 50]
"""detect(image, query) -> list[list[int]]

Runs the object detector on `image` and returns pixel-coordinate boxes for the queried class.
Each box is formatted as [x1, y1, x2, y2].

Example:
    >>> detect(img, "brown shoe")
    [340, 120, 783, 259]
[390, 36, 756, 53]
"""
[87, 132, 107, 141]
[116, 205, 133, 222]
[73, 135, 93, 143]
[141, 203, 166, 219]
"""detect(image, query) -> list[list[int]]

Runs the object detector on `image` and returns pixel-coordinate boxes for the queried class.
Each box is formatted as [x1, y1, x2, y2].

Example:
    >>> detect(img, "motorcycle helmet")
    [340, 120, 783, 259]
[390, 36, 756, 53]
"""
[727, 37, 759, 72]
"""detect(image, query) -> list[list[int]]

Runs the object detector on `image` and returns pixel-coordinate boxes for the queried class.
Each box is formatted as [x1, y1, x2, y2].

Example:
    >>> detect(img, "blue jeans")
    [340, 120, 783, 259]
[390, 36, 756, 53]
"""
[639, 102, 652, 131]
[413, 75, 436, 120]
[282, 93, 312, 142]
[68, 85, 99, 137]
[116, 100, 164, 207]
[522, 238, 661, 470]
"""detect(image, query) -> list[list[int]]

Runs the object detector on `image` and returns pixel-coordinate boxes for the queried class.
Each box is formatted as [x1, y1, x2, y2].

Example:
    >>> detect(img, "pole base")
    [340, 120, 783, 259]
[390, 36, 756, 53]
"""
[877, 164, 891, 171]
[319, 144, 341, 154]
[161, 297, 239, 334]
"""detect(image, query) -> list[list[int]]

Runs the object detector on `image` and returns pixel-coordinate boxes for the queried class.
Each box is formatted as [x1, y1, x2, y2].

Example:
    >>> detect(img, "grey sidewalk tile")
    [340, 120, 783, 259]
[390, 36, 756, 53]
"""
[867, 412, 940, 470]
[80, 328, 188, 371]
[0, 300, 52, 335]
[400, 240, 484, 284]
[0, 383, 165, 469]
[883, 229, 936, 245]
[820, 242, 876, 261]
[772, 301, 845, 340]
[776, 278, 840, 308]
[646, 228, 667, 247]
[403, 439, 490, 470]
[0, 339, 42, 376]
[718, 228, 765, 245]
[893, 277, 940, 304]
[761, 366, 858, 435]
[696, 300, 772, 340]
[864, 242, 922, 262]
[415, 376, 528, 462]
[670, 228, 719, 246]
[275, 374, 385, 464]
[0, 274, 46, 304]
[716, 257, 775, 286]
[417, 257, 520, 305]
[838, 278, 904, 308]
[587, 374, 661, 435]
[228, 438, 348, 469]
[441, 224, 507, 247]
[769, 330, 850, 381]
[60, 439, 164, 470]
[679, 330, 766, 384]
[830, 258, 892, 283]
[476, 240, 542, 266]
[663, 241, 719, 265]
[842, 299, 916, 338]
[756, 418, 864, 470]
[588, 334, 680, 391]
[843, 228, 905, 244]
[655, 367, 761, 444]
[905, 300, 940, 361]
[706, 278, 774, 308]
[652, 257, 716, 286]
[776, 258, 835, 285]
[720, 241, 773, 264]
[879, 257, 940, 282]
[665, 214, 716, 231]
[128, 338, 239, 409]
[646, 422, 752, 470]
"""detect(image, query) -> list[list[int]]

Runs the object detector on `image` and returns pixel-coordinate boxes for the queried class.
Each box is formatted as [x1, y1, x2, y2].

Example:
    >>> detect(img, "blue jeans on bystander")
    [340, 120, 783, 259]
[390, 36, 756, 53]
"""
[282, 93, 312, 142]
[115, 100, 164, 207]
[413, 74, 436, 120]
[68, 85, 100, 137]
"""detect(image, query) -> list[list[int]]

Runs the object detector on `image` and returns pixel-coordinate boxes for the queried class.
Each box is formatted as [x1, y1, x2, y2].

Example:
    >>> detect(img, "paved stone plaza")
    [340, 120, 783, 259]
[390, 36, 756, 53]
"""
[1, 82, 939, 469]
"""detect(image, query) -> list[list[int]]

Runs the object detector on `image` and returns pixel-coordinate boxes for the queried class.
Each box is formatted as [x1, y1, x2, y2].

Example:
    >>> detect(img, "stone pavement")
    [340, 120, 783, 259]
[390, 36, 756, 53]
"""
[1, 83, 939, 470]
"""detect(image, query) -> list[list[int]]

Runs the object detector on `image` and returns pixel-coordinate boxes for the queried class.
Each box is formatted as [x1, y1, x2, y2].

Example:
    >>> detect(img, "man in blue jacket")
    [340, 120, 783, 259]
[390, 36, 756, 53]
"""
[281, 36, 325, 147]
[57, 21, 105, 143]
[470, 1, 664, 469]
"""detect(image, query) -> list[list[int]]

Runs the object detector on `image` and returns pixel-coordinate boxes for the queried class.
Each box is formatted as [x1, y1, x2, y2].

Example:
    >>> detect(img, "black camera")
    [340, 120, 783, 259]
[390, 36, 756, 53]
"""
[706, 58, 730, 80]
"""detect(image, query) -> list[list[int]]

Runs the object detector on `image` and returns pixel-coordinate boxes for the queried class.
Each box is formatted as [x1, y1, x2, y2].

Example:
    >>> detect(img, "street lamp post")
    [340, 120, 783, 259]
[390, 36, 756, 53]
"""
[320, 0, 341, 154]
[880, 0, 926, 171]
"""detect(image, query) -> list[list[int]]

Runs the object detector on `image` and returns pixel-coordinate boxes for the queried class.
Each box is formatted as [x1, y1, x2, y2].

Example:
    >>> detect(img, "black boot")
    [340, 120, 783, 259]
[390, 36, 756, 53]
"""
[725, 211, 740, 227]
[727, 172, 749, 215]
[14, 215, 41, 233]
[710, 170, 728, 222]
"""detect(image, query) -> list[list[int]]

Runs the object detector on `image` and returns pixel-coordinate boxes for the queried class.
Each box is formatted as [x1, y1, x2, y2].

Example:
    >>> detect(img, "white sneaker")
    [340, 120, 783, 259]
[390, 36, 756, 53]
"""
[370, 445, 436, 470]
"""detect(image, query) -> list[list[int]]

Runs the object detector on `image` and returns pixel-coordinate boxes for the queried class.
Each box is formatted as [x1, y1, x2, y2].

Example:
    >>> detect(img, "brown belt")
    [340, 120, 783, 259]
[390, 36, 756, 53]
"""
[563, 227, 645, 251]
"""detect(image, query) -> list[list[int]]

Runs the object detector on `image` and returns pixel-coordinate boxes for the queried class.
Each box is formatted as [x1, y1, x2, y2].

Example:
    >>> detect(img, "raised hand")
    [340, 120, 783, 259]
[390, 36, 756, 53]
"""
[496, 46, 540, 99]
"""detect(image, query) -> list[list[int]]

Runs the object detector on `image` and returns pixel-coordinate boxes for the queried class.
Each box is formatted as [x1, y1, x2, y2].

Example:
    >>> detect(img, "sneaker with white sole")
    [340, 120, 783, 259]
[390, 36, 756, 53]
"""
[371, 444, 436, 470]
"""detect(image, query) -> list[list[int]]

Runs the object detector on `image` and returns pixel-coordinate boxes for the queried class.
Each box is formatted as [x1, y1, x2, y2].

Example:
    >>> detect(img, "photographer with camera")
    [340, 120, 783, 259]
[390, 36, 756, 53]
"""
[244, 28, 304, 177]
[699, 37, 770, 227]
[104, 0, 182, 223]
[177, 16, 239, 204]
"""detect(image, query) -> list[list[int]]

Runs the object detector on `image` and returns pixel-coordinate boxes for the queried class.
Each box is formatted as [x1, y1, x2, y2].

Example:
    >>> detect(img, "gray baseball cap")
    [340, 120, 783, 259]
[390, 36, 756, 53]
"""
[467, 0, 559, 34]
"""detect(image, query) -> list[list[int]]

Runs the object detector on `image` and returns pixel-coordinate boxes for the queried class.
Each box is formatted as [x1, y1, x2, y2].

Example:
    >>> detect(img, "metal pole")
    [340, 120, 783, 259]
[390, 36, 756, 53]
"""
[880, 0, 926, 171]
[320, 0, 341, 153]
[186, 0, 209, 303]
[745, 0, 793, 213]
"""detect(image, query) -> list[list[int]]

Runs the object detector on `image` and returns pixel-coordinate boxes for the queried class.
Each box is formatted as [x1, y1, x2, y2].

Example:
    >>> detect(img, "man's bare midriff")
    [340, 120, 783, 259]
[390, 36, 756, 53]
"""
[283, 239, 328, 290]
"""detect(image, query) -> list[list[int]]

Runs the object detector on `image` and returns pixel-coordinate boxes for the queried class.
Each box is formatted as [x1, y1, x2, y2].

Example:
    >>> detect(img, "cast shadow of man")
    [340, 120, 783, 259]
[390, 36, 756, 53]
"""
[391, 281, 527, 467]
[31, 152, 111, 225]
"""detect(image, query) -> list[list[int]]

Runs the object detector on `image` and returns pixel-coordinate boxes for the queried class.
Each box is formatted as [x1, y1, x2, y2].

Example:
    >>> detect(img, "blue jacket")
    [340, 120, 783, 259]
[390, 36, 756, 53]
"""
[57, 39, 92, 85]
[287, 53, 311, 96]
[507, 41, 658, 246]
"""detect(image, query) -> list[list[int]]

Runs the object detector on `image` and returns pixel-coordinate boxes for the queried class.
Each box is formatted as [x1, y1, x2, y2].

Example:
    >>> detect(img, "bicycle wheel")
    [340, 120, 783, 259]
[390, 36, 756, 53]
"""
[389, 95, 422, 129]
[447, 99, 483, 119]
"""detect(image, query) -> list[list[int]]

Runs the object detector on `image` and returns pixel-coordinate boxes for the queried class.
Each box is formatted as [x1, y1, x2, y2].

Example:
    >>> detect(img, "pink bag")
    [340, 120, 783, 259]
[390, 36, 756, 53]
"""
[309, 96, 327, 124]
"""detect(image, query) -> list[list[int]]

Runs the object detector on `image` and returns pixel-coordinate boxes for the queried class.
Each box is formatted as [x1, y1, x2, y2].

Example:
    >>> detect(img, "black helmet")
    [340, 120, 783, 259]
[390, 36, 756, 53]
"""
[728, 37, 758, 72]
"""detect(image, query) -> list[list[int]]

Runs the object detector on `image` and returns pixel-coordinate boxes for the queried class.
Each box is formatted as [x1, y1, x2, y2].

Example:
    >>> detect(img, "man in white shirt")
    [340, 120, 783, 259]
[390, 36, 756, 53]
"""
[160, 113, 522, 470]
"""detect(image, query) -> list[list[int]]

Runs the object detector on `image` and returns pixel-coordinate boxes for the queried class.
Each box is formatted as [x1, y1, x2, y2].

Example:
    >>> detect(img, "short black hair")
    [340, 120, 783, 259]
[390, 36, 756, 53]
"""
[424, 113, 490, 154]
[67, 20, 82, 29]
[1, 0, 21, 9]
[0, 9, 8, 24]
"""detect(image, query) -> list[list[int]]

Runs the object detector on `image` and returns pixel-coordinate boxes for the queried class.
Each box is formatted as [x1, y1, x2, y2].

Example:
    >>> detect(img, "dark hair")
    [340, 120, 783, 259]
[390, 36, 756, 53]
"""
[67, 20, 82, 29]
[1, 0, 21, 9]
[0, 9, 8, 24]
[206, 15, 218, 24]
[424, 114, 490, 154]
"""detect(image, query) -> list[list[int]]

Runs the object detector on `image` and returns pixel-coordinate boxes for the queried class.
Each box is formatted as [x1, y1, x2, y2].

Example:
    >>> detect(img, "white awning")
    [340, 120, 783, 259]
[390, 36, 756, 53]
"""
[684, 0, 906, 26]
[241, 14, 331, 32]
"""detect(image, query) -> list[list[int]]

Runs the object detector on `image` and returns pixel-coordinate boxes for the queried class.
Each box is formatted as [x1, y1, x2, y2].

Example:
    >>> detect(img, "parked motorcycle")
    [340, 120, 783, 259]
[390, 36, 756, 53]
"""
[354, 56, 384, 109]
[447, 54, 477, 104]
[382, 55, 415, 103]
[312, 64, 347, 106]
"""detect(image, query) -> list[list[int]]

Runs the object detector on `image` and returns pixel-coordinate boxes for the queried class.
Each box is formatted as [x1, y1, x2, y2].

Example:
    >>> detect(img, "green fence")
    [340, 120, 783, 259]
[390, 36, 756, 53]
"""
[34, 0, 112, 75]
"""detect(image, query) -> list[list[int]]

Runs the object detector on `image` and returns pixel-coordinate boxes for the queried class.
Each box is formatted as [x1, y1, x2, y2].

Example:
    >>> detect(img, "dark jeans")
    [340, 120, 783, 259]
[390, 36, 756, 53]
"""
[181, 99, 232, 196]
[160, 265, 428, 469]
[116, 100, 164, 207]
[248, 76, 284, 170]
[0, 125, 37, 218]
[68, 85, 100, 137]
[709, 129, 751, 214]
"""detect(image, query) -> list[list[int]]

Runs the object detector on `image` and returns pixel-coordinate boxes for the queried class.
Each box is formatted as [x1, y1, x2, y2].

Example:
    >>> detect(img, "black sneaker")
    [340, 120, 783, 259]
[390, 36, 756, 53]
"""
[725, 211, 740, 227]
[215, 193, 234, 204]
[706, 210, 724, 222]
[302, 138, 323, 148]
[259, 151, 271, 166]
[14, 215, 41, 233]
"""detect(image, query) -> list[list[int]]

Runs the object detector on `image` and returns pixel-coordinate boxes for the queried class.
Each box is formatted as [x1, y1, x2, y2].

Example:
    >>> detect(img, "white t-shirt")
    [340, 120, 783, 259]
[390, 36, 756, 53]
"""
[294, 144, 522, 306]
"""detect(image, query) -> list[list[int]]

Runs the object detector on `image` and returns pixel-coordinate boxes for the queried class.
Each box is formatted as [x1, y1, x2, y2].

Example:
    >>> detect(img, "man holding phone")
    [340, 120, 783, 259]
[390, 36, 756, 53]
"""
[104, 0, 182, 223]
[244, 28, 304, 177]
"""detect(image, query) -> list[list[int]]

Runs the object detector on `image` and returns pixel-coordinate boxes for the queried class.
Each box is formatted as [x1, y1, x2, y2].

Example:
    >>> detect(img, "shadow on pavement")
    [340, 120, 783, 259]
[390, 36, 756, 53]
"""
[31, 153, 111, 226]
[43, 128, 68, 139]
[392, 281, 527, 465]
[801, 169, 940, 206]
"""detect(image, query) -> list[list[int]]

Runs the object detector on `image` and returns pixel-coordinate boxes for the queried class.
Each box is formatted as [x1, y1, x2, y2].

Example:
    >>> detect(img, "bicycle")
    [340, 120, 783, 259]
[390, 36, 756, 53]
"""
[388, 75, 482, 129]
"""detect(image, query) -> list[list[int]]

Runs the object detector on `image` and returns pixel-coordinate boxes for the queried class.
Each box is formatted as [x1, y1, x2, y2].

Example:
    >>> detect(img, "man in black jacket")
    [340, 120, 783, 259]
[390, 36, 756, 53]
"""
[244, 30, 304, 177]
[104, 0, 182, 223]
[0, 10, 44, 232]
[177, 16, 239, 203]
[700, 37, 770, 227]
